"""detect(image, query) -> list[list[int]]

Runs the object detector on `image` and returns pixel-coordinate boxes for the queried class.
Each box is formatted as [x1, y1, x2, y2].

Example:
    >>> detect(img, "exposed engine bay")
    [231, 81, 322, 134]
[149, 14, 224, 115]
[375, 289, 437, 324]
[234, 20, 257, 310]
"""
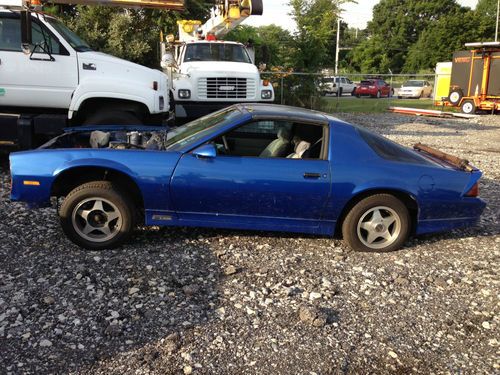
[40, 129, 168, 150]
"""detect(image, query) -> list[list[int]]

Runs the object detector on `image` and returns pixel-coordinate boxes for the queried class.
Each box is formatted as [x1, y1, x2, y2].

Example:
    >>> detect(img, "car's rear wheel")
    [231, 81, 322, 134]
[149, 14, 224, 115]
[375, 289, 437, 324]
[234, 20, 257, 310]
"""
[59, 181, 134, 250]
[342, 194, 410, 252]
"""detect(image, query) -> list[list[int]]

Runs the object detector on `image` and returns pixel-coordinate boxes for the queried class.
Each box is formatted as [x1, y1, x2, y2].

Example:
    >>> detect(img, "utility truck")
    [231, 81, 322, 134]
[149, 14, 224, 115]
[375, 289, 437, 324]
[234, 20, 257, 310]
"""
[0, 0, 183, 149]
[161, 0, 274, 121]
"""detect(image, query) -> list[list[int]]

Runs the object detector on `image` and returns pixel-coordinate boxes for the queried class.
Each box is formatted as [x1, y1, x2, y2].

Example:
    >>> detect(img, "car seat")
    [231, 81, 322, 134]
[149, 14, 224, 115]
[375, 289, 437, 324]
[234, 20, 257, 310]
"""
[259, 128, 292, 158]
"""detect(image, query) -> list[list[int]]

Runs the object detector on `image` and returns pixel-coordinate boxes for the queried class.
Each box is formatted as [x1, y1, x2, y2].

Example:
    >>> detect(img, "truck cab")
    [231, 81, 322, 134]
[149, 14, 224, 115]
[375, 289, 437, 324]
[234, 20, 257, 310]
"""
[0, 9, 169, 147]
[165, 40, 274, 120]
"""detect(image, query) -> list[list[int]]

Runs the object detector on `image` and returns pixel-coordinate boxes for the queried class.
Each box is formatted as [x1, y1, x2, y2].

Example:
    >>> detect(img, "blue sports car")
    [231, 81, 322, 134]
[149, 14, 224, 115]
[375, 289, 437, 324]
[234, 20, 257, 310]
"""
[9, 104, 486, 252]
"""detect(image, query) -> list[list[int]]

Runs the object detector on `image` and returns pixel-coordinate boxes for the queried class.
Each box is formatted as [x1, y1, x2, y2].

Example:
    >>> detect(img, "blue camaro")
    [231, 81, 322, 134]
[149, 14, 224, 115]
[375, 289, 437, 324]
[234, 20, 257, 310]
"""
[9, 104, 486, 252]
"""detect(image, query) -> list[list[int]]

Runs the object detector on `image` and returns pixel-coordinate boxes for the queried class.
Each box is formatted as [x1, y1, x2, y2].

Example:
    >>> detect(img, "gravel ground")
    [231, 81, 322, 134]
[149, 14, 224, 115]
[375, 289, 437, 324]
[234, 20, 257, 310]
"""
[0, 113, 498, 374]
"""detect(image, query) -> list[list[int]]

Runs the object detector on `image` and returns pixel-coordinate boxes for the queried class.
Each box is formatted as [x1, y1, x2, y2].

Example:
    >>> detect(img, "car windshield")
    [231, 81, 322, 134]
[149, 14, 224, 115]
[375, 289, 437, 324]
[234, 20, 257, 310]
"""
[184, 43, 252, 63]
[46, 17, 92, 52]
[403, 80, 424, 87]
[165, 107, 243, 150]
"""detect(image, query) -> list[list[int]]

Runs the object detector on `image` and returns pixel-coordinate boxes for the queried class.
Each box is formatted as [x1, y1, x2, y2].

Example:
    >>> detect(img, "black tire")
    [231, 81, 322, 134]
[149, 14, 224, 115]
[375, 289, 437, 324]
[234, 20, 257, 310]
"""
[250, 0, 263, 15]
[461, 99, 476, 114]
[83, 110, 142, 126]
[351, 88, 356, 96]
[342, 194, 410, 252]
[448, 88, 463, 105]
[397, 96, 402, 99]
[336, 88, 343, 97]
[356, 94, 360, 98]
[59, 181, 134, 250]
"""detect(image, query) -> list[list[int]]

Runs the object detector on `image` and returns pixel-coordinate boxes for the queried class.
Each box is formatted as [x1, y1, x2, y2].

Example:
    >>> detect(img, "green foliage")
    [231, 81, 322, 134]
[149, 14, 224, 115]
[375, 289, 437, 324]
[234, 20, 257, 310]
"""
[225, 24, 294, 67]
[403, 7, 478, 72]
[44, 0, 213, 67]
[351, 0, 462, 73]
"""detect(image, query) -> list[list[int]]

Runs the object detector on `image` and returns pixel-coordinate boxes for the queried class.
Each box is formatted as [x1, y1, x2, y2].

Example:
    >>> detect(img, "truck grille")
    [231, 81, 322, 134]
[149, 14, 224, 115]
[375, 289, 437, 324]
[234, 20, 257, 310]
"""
[198, 77, 256, 99]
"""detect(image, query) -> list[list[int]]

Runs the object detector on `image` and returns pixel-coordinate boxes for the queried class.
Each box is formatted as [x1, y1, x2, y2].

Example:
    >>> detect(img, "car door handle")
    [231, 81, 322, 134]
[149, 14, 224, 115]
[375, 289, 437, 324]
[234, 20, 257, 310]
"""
[303, 172, 321, 179]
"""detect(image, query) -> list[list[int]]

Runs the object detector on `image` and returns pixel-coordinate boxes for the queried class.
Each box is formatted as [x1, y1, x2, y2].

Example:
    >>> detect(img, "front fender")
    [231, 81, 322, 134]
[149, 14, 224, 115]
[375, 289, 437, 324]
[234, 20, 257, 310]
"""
[69, 77, 159, 118]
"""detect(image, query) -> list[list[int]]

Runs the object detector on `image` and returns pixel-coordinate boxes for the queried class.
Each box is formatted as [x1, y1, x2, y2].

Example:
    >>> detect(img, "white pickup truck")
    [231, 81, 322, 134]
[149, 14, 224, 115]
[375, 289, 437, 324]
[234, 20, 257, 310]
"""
[163, 40, 274, 120]
[0, 9, 170, 147]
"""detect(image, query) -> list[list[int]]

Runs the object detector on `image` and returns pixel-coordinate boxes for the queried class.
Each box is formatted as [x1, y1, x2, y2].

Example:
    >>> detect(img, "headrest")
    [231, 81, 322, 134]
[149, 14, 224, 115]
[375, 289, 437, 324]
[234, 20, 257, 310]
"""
[277, 128, 291, 141]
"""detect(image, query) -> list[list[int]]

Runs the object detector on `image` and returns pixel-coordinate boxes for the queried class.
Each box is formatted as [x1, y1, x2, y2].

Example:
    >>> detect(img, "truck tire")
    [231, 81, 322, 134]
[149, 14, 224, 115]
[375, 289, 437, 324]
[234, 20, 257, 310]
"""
[250, 0, 263, 15]
[59, 181, 134, 250]
[342, 194, 410, 252]
[449, 89, 463, 105]
[83, 110, 142, 126]
[461, 100, 476, 115]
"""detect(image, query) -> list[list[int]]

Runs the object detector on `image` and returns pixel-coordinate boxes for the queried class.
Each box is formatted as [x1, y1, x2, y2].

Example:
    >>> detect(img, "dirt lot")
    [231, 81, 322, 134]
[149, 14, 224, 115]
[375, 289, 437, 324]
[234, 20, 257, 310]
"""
[0, 113, 498, 374]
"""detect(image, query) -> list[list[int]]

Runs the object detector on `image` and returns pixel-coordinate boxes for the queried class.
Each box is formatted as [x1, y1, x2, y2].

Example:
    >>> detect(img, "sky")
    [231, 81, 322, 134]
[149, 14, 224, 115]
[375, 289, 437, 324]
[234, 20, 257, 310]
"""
[243, 0, 480, 32]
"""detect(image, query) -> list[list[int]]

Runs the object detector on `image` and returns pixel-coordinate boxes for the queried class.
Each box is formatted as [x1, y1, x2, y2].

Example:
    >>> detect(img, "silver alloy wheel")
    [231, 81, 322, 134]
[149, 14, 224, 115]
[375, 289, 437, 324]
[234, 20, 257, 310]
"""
[71, 197, 123, 243]
[462, 101, 474, 114]
[356, 206, 401, 250]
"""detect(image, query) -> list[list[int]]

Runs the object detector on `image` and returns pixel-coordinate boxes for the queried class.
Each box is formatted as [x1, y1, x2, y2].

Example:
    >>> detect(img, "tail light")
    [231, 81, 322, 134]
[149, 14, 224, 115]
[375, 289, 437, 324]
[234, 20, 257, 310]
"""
[465, 182, 479, 197]
[369, 85, 375, 89]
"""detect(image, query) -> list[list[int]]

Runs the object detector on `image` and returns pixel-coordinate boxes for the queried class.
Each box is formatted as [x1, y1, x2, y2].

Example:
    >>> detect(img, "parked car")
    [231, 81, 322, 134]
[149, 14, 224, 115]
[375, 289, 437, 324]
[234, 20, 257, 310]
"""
[355, 79, 393, 98]
[10, 104, 485, 252]
[398, 80, 433, 99]
[321, 76, 357, 96]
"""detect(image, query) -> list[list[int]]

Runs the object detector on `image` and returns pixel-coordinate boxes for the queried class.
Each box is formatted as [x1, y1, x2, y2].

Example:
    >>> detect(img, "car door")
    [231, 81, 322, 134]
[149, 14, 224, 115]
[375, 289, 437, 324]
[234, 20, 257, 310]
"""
[170, 120, 332, 232]
[0, 14, 78, 109]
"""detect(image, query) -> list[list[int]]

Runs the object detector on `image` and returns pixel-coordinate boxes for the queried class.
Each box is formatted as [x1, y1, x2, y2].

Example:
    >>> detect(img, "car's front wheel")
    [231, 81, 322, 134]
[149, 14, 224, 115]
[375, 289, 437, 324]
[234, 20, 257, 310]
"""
[59, 181, 134, 250]
[342, 194, 410, 252]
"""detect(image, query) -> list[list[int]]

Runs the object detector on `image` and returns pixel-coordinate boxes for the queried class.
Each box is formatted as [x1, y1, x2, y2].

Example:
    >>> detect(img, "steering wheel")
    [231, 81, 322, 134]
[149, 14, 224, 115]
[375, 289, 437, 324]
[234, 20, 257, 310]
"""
[222, 135, 230, 153]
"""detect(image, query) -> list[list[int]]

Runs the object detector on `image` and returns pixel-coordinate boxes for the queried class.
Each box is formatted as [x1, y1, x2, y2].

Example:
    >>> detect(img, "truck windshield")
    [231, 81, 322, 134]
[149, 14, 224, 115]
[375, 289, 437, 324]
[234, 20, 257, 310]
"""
[165, 107, 243, 150]
[46, 18, 92, 52]
[184, 43, 252, 63]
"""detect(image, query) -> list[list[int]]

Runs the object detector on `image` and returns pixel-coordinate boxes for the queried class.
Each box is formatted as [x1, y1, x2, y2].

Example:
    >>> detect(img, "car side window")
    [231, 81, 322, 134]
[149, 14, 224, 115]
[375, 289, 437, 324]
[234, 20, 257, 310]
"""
[31, 21, 62, 55]
[211, 120, 326, 160]
[341, 78, 346, 84]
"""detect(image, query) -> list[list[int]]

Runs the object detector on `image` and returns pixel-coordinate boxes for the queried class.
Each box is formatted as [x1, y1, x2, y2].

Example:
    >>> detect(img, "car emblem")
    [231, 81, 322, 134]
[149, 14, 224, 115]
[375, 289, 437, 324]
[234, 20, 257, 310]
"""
[83, 63, 96, 71]
[219, 85, 235, 91]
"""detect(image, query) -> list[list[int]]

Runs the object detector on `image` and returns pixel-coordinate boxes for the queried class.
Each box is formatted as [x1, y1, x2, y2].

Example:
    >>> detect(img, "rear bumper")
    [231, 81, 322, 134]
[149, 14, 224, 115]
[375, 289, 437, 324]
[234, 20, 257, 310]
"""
[416, 198, 487, 235]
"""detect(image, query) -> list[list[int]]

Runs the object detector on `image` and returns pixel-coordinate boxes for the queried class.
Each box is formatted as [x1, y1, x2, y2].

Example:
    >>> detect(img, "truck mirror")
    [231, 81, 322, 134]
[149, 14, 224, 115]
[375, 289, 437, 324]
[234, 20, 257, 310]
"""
[161, 52, 175, 68]
[20, 11, 32, 46]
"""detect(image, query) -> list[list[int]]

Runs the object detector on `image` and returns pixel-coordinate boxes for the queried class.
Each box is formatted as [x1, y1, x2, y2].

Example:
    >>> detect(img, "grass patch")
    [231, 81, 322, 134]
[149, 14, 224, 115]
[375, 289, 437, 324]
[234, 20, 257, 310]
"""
[320, 97, 450, 114]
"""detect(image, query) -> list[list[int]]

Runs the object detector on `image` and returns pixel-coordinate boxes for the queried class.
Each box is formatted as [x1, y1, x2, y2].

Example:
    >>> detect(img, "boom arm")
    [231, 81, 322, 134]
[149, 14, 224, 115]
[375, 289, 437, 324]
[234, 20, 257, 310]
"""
[177, 0, 262, 42]
[2, 0, 184, 10]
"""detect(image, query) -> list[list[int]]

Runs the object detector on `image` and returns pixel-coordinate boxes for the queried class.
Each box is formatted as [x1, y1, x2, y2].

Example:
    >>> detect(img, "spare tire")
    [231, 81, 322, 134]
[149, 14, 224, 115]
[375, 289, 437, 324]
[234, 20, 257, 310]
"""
[449, 88, 463, 105]
[250, 0, 263, 15]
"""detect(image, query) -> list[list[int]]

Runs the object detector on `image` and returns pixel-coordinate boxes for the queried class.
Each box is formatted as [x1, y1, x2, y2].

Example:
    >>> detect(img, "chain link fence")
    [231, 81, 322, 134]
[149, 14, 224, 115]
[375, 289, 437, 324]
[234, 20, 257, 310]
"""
[261, 72, 441, 114]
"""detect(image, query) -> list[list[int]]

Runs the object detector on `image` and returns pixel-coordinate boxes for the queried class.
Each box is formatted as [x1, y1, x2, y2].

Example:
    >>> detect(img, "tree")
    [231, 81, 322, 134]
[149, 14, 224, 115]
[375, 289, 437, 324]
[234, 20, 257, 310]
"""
[403, 7, 479, 72]
[225, 24, 294, 67]
[288, 0, 353, 72]
[45, 0, 212, 67]
[475, 0, 497, 40]
[351, 0, 462, 73]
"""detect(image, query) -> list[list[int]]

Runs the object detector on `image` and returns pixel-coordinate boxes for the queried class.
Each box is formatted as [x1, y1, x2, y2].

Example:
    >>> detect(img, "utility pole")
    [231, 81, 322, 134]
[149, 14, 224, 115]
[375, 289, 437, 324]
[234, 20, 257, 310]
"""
[496, 0, 499, 42]
[335, 17, 340, 75]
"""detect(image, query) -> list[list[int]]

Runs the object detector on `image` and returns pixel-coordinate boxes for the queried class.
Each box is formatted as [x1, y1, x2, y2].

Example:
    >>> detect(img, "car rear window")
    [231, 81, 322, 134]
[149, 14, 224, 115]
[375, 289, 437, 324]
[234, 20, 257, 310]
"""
[360, 80, 373, 85]
[357, 127, 432, 164]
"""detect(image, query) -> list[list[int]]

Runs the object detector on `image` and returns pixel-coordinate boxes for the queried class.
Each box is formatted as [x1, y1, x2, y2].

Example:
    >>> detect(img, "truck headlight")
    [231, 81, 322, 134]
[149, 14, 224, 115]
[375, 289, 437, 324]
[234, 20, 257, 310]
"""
[178, 89, 191, 99]
[261, 90, 273, 100]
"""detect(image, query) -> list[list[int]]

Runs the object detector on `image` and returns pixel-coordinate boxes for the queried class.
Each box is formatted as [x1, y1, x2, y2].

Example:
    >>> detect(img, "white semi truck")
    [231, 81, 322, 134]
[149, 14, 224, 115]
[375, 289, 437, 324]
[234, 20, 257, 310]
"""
[0, 0, 180, 148]
[161, 0, 274, 120]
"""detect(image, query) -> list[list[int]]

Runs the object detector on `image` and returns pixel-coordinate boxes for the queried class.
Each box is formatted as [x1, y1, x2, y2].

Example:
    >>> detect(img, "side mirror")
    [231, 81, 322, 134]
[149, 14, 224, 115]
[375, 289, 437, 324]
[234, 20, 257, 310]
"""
[161, 52, 176, 68]
[192, 143, 216, 159]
